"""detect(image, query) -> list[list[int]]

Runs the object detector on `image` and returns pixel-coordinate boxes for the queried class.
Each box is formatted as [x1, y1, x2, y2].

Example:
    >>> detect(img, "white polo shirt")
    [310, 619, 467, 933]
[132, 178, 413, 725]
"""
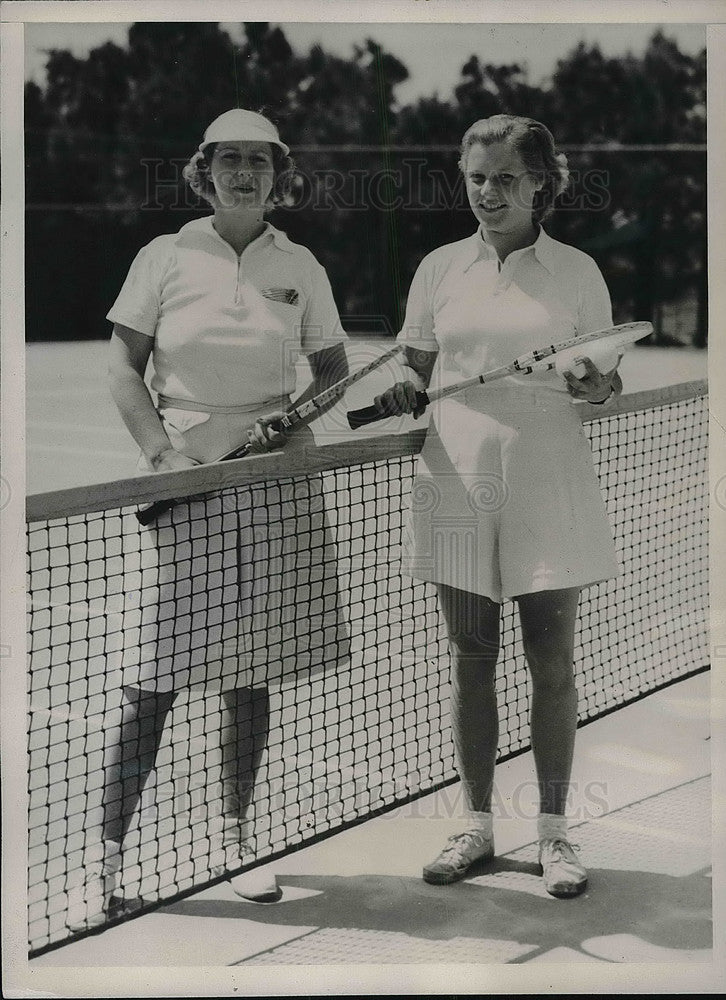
[397, 226, 613, 395]
[107, 217, 345, 407]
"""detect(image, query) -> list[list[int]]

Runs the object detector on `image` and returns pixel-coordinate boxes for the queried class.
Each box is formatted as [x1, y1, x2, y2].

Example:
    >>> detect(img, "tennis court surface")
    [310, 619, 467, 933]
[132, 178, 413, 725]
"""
[24, 339, 708, 493]
[23, 371, 714, 976]
[29, 671, 711, 967]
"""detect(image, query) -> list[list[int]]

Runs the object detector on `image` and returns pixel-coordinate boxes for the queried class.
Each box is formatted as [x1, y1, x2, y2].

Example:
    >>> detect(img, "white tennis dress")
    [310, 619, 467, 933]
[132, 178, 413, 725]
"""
[107, 217, 349, 692]
[396, 226, 620, 604]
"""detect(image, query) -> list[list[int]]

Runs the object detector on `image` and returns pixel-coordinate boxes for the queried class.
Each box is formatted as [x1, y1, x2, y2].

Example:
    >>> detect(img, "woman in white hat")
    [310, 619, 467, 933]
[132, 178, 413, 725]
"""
[68, 110, 350, 928]
[372, 115, 621, 898]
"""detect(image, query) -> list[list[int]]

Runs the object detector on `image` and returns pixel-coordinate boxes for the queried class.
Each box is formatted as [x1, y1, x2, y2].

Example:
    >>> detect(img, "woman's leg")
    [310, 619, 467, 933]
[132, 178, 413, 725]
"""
[422, 584, 501, 885]
[219, 684, 270, 834]
[218, 684, 279, 901]
[436, 584, 501, 813]
[517, 586, 588, 897]
[516, 587, 580, 816]
[103, 686, 176, 847]
[68, 685, 175, 929]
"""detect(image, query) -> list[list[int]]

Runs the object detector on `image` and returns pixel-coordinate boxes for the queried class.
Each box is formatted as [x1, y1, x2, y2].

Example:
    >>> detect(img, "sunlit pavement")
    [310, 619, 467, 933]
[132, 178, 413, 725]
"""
[30, 671, 713, 968]
[24, 341, 708, 494]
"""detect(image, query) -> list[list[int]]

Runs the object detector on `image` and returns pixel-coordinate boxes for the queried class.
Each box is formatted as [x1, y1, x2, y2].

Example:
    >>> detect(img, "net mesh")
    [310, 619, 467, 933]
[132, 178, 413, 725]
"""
[26, 382, 709, 954]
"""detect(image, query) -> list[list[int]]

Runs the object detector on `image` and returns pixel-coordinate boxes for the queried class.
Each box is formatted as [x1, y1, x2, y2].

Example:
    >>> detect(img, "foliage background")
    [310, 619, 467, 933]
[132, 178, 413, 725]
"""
[24, 22, 707, 345]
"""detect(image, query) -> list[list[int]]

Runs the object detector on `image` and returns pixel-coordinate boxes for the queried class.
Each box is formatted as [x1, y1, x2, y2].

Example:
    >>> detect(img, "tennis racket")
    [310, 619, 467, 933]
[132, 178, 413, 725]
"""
[346, 321, 652, 429]
[136, 343, 405, 525]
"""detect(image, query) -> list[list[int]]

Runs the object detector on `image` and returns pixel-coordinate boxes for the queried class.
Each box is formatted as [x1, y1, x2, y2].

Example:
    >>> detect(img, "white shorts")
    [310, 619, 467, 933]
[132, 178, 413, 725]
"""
[400, 383, 619, 603]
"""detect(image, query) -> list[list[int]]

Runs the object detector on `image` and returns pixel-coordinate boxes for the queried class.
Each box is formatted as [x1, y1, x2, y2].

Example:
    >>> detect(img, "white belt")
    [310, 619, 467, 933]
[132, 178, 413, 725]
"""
[158, 393, 290, 415]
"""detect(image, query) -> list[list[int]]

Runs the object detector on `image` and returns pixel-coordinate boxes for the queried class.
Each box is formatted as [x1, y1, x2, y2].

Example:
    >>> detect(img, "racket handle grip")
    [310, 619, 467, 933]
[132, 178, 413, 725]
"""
[135, 499, 173, 525]
[347, 391, 430, 429]
[134, 440, 255, 525]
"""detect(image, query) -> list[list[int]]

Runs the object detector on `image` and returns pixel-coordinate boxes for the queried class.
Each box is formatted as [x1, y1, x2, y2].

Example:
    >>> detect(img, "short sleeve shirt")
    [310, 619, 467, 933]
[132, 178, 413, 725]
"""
[107, 217, 345, 407]
[396, 226, 613, 395]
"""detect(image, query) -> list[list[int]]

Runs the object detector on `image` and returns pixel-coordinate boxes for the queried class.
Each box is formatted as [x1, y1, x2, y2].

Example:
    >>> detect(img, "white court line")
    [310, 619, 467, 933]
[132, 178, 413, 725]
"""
[591, 812, 710, 845]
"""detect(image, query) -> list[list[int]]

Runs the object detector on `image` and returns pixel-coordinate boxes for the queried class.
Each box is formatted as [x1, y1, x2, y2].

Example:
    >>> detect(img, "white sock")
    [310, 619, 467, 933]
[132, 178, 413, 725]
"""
[466, 810, 494, 838]
[104, 838, 122, 869]
[82, 838, 121, 873]
[537, 813, 568, 842]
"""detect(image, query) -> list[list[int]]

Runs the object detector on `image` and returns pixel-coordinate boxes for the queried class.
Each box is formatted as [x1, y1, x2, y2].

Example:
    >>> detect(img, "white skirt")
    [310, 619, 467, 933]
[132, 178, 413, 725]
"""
[120, 404, 350, 692]
[400, 382, 619, 603]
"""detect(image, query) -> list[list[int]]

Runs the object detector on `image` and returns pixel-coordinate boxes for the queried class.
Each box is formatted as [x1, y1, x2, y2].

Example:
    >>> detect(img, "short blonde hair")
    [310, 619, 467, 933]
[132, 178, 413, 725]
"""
[459, 115, 569, 223]
[182, 143, 296, 211]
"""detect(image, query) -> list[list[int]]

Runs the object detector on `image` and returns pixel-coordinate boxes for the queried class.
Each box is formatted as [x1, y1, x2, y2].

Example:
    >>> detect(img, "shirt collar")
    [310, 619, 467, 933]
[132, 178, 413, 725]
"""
[264, 222, 295, 254]
[465, 225, 556, 275]
[530, 226, 556, 274]
[179, 216, 295, 254]
[464, 229, 498, 269]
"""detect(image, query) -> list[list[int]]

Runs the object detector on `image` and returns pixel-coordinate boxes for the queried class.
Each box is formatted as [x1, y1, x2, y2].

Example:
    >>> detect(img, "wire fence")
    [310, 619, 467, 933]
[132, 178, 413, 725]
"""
[25, 143, 706, 345]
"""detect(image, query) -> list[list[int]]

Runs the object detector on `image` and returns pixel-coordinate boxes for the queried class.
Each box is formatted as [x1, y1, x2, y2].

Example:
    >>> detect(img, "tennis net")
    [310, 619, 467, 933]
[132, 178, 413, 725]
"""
[26, 379, 709, 954]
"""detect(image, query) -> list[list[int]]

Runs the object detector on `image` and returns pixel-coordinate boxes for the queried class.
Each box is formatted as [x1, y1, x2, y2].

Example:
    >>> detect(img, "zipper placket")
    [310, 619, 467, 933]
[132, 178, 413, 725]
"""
[234, 242, 256, 304]
[207, 219, 261, 304]
[209, 223, 243, 303]
[234, 254, 242, 304]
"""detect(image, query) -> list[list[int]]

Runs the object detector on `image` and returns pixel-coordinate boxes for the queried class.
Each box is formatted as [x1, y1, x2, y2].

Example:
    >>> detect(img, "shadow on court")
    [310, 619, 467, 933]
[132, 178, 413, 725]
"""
[28, 680, 711, 967]
[152, 772, 712, 964]
[160, 855, 712, 964]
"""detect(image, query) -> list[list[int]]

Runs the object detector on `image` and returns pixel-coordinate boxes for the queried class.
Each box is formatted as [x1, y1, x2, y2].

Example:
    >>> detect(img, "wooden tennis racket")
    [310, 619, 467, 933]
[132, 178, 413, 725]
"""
[136, 343, 405, 525]
[346, 321, 652, 429]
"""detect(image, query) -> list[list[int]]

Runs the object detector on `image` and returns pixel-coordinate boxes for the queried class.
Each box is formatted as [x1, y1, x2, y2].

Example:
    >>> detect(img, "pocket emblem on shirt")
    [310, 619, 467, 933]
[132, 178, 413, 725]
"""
[261, 287, 300, 305]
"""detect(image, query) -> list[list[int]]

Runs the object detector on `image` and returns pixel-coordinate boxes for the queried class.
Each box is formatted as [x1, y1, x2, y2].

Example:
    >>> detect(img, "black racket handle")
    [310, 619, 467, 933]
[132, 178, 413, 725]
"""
[347, 391, 430, 429]
[136, 498, 173, 525]
[134, 440, 256, 526]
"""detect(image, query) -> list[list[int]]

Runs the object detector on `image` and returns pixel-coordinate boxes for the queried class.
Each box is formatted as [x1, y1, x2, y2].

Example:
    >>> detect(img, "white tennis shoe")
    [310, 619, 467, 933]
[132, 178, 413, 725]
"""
[227, 863, 281, 903]
[423, 830, 495, 884]
[213, 820, 281, 902]
[66, 850, 121, 931]
[538, 838, 588, 897]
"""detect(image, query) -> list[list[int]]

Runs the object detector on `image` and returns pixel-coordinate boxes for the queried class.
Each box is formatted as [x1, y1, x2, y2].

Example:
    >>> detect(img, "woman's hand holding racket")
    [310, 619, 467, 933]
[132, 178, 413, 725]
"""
[562, 357, 620, 403]
[245, 411, 292, 453]
[150, 448, 201, 473]
[373, 382, 428, 420]
[135, 343, 405, 525]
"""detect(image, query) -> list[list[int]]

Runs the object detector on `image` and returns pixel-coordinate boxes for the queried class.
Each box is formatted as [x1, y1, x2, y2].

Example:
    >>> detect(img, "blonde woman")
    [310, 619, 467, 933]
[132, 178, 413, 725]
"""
[374, 115, 621, 897]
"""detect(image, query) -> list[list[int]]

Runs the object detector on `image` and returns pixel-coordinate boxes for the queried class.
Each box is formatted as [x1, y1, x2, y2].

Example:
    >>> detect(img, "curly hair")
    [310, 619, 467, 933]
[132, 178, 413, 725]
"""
[182, 143, 296, 211]
[458, 115, 569, 223]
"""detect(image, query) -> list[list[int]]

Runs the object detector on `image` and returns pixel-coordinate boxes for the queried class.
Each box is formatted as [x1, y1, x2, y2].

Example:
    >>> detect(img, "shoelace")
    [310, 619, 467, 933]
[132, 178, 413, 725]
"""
[543, 838, 581, 861]
[439, 831, 488, 862]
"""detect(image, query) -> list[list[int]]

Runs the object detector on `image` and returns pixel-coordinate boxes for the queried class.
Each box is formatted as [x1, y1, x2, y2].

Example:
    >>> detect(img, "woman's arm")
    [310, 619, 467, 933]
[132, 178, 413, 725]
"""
[246, 342, 350, 451]
[369, 252, 439, 419]
[401, 345, 438, 388]
[298, 341, 349, 402]
[565, 257, 623, 405]
[373, 344, 439, 418]
[108, 323, 199, 471]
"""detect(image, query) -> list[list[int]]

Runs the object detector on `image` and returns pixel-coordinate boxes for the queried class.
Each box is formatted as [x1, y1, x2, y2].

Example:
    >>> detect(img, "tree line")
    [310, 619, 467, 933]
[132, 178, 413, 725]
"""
[25, 22, 706, 344]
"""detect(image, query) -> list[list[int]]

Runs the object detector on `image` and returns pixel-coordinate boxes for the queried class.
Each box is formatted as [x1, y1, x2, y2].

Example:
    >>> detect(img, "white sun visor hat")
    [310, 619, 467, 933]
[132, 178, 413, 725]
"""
[199, 109, 290, 156]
